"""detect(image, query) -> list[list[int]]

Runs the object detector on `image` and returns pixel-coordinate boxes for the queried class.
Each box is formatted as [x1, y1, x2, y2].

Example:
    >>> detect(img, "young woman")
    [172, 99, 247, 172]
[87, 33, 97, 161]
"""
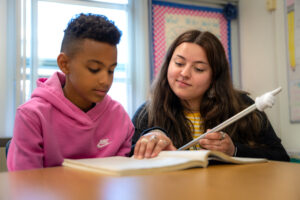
[132, 30, 289, 162]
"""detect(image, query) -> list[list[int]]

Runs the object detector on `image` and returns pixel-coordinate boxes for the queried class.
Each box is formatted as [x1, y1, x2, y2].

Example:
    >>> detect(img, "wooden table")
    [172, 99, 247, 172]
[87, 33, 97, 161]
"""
[1, 161, 300, 200]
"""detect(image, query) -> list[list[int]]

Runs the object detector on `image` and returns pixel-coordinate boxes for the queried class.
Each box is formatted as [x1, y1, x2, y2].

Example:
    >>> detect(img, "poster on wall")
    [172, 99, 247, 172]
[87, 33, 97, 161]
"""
[150, 0, 235, 78]
[286, 0, 300, 122]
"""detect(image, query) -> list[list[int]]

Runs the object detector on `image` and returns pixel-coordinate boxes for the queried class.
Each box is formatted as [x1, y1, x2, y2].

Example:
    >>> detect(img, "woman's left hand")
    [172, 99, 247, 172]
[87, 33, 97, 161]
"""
[199, 130, 235, 156]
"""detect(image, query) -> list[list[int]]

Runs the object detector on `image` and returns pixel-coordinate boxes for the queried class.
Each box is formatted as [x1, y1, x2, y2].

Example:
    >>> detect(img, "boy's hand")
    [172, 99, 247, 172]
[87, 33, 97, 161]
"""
[134, 131, 176, 159]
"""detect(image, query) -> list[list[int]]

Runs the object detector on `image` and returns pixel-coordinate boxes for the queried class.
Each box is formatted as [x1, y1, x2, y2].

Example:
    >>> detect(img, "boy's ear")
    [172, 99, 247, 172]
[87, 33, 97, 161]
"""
[57, 53, 70, 74]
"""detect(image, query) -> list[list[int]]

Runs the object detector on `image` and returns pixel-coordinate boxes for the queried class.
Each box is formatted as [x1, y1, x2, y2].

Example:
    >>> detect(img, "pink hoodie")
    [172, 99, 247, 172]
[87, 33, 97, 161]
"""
[7, 72, 134, 171]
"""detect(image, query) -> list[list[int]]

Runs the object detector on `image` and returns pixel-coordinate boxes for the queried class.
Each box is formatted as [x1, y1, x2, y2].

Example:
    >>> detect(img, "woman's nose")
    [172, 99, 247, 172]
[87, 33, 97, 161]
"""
[180, 65, 191, 78]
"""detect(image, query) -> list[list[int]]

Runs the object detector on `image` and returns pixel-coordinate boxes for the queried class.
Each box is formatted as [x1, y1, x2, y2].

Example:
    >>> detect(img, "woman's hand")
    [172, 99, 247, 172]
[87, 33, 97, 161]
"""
[199, 130, 235, 156]
[134, 130, 176, 159]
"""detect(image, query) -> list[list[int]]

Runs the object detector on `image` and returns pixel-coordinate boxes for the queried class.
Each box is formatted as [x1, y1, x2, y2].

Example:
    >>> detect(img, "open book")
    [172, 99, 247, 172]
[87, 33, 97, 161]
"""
[62, 150, 267, 176]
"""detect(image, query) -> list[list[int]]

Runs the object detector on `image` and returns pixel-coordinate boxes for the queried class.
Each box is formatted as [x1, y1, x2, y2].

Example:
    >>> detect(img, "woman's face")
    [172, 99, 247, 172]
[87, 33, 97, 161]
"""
[167, 42, 212, 111]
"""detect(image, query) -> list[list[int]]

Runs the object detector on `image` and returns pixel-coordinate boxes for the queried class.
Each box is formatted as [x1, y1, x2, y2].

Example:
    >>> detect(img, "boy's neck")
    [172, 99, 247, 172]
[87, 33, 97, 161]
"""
[62, 83, 95, 112]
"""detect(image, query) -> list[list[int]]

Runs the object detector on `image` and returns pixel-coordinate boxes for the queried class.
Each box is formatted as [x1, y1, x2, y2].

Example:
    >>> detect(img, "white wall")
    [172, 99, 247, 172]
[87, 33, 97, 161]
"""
[0, 0, 8, 137]
[239, 0, 300, 152]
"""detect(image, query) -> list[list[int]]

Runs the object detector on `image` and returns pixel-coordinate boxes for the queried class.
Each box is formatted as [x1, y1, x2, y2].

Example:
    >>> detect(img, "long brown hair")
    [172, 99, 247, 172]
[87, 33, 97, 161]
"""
[137, 30, 265, 148]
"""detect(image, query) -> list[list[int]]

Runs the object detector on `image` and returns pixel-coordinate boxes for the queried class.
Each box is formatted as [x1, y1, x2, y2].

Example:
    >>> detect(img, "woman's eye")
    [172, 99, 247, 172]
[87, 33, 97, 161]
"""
[175, 62, 184, 67]
[88, 68, 100, 73]
[108, 70, 114, 74]
[195, 68, 204, 72]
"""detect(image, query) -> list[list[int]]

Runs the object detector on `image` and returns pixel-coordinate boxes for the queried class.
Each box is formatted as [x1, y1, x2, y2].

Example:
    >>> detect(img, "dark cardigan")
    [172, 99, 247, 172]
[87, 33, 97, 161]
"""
[131, 95, 290, 162]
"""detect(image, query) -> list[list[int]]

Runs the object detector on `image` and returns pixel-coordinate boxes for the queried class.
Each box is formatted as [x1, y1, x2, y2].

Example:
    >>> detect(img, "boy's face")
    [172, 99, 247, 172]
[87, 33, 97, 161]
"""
[58, 39, 117, 111]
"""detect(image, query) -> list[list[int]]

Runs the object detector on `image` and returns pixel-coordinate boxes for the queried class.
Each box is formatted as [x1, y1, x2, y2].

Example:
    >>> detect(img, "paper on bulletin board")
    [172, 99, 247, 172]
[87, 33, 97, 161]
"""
[164, 14, 222, 49]
[288, 11, 295, 68]
[287, 0, 300, 122]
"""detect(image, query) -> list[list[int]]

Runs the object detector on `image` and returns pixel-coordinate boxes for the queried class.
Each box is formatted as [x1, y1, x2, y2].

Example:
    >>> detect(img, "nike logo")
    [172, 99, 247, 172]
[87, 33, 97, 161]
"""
[97, 139, 110, 149]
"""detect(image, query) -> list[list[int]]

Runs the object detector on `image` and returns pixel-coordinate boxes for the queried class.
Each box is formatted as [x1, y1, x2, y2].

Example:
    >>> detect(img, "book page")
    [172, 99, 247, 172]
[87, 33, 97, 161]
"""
[63, 155, 207, 175]
[159, 150, 211, 160]
[160, 150, 266, 164]
[63, 150, 267, 176]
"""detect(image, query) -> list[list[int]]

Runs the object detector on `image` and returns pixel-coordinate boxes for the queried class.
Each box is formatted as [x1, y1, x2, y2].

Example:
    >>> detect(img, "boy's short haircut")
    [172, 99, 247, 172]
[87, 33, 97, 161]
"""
[60, 13, 122, 57]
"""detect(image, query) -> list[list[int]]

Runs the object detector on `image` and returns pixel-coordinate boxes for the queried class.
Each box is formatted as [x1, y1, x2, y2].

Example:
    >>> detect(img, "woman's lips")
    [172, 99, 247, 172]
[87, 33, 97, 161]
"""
[176, 80, 191, 87]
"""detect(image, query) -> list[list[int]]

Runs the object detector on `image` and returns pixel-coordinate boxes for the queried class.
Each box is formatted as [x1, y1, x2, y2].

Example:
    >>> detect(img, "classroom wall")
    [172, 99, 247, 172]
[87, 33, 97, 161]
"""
[239, 0, 300, 153]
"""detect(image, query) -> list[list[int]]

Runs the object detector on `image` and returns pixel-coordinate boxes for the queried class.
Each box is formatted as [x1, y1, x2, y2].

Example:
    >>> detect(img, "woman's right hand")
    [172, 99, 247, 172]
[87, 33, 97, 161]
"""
[134, 130, 176, 159]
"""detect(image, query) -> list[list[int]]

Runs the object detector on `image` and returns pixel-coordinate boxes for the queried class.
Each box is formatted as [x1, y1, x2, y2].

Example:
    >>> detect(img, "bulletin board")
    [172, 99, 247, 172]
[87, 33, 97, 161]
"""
[286, 0, 300, 122]
[150, 0, 232, 78]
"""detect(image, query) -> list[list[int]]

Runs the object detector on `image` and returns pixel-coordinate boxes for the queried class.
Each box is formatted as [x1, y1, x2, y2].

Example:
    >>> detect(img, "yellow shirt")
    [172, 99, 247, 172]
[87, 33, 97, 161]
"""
[185, 112, 204, 150]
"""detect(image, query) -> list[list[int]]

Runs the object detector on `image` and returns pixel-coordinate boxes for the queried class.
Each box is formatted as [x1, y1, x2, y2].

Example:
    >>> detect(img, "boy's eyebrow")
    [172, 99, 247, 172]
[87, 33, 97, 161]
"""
[87, 59, 118, 67]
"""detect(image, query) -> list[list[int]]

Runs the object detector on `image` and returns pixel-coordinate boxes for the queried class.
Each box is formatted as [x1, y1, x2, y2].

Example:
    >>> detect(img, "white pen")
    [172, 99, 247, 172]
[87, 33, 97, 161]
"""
[178, 87, 282, 150]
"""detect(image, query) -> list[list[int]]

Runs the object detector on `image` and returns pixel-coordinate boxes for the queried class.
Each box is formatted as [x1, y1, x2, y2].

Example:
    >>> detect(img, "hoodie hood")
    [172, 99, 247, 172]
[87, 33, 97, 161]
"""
[31, 71, 110, 125]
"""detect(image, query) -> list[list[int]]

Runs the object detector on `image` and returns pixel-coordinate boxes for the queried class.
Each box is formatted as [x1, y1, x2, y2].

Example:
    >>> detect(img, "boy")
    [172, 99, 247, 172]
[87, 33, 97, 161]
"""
[7, 13, 134, 171]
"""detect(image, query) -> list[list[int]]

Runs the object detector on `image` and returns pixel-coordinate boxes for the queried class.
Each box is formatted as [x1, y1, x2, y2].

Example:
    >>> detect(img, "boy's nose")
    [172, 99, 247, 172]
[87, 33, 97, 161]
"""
[98, 72, 112, 87]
